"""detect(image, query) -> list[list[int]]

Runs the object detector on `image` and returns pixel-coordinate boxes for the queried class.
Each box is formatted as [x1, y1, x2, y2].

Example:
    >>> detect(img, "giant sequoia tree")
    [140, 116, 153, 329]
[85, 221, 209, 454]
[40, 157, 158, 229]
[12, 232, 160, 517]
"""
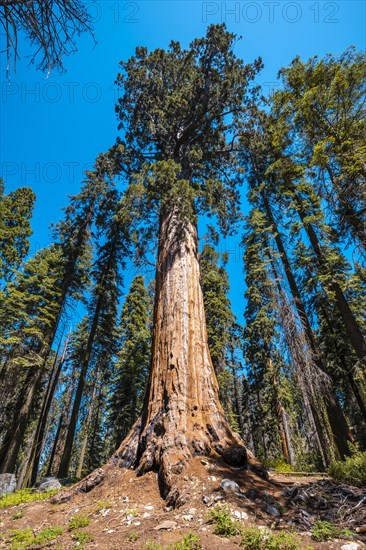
[103, 25, 266, 506]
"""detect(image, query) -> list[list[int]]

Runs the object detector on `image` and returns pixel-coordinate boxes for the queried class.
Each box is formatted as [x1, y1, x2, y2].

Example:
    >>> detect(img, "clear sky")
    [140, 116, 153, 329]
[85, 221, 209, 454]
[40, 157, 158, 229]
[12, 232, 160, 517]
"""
[1, 0, 365, 321]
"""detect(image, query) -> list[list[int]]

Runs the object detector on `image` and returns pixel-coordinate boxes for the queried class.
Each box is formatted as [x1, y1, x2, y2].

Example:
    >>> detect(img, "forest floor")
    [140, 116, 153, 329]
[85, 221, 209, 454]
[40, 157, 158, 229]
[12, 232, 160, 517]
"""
[0, 456, 365, 549]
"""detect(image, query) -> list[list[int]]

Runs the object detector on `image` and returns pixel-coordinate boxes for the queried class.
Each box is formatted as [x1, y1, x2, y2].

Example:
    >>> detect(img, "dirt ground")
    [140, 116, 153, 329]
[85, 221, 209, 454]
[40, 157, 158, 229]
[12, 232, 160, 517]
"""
[0, 457, 365, 549]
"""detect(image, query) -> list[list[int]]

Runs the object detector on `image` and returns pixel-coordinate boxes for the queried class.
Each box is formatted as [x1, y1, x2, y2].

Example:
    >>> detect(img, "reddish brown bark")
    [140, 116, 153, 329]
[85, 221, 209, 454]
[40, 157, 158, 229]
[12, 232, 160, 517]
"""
[114, 207, 264, 506]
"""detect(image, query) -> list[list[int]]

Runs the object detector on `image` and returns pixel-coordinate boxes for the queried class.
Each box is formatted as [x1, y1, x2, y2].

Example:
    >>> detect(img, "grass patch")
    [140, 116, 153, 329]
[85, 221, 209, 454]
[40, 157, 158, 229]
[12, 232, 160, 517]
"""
[208, 504, 241, 537]
[128, 530, 141, 542]
[139, 533, 203, 549]
[72, 530, 94, 543]
[0, 488, 59, 509]
[8, 526, 64, 549]
[240, 527, 314, 549]
[328, 451, 366, 487]
[11, 511, 23, 520]
[310, 520, 355, 542]
[126, 507, 139, 516]
[68, 514, 91, 530]
[96, 499, 112, 512]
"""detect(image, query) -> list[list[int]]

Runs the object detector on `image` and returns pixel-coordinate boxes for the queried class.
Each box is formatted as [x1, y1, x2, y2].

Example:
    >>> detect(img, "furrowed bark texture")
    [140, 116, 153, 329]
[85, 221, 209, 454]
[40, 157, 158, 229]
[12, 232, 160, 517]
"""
[115, 207, 259, 505]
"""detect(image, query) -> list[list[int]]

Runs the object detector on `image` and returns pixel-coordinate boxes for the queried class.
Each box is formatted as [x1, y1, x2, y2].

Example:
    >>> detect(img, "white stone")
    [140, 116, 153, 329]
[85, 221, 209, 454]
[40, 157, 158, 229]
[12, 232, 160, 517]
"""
[188, 508, 197, 515]
[220, 479, 240, 493]
[340, 544, 360, 550]
[154, 520, 178, 530]
[142, 512, 150, 519]
[144, 505, 154, 510]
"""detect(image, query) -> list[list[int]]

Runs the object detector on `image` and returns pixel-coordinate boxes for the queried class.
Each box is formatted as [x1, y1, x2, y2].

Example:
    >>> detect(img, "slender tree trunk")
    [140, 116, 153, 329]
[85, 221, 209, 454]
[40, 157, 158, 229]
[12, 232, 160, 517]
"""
[0, 364, 45, 473]
[57, 310, 100, 478]
[263, 196, 352, 459]
[114, 206, 264, 506]
[271, 370, 290, 463]
[296, 205, 366, 363]
[27, 336, 69, 486]
[76, 375, 98, 479]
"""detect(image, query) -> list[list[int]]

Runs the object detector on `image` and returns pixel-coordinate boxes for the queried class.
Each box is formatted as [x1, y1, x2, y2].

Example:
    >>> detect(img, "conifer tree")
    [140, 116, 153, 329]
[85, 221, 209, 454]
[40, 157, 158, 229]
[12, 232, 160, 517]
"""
[109, 275, 151, 452]
[0, 180, 35, 284]
[200, 243, 242, 429]
[57, 191, 130, 478]
[273, 48, 366, 250]
[107, 24, 266, 505]
[0, 245, 64, 474]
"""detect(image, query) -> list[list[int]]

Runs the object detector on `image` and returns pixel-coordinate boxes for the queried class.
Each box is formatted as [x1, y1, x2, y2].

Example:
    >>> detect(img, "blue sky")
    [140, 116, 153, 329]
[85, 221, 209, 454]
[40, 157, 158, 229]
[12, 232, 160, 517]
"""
[1, 0, 365, 321]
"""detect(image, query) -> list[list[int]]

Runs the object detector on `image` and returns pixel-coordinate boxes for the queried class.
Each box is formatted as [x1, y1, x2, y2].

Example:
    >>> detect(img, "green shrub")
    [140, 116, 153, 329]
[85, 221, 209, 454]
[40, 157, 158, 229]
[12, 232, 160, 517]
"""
[274, 461, 293, 474]
[139, 533, 203, 550]
[9, 526, 64, 549]
[68, 514, 91, 530]
[311, 520, 355, 542]
[128, 530, 141, 542]
[328, 451, 366, 487]
[172, 532, 203, 550]
[240, 527, 314, 549]
[96, 499, 112, 512]
[240, 526, 264, 549]
[72, 530, 94, 543]
[0, 488, 59, 508]
[208, 504, 240, 537]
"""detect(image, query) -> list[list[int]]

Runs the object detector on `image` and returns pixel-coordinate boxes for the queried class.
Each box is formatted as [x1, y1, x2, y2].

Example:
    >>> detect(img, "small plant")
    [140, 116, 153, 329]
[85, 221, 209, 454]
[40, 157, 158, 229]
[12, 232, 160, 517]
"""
[72, 530, 94, 543]
[139, 534, 202, 550]
[310, 521, 337, 541]
[140, 542, 164, 550]
[328, 451, 366, 487]
[311, 520, 355, 542]
[172, 532, 203, 550]
[208, 504, 240, 537]
[12, 511, 24, 520]
[274, 461, 293, 475]
[240, 527, 314, 549]
[96, 499, 112, 512]
[126, 507, 139, 516]
[0, 488, 59, 509]
[128, 530, 141, 542]
[68, 514, 91, 530]
[240, 526, 264, 549]
[9, 526, 64, 549]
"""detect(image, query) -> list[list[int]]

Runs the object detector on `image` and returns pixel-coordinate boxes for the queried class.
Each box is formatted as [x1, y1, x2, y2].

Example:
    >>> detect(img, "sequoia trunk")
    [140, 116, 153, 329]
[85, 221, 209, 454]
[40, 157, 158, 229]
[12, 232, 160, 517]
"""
[115, 206, 261, 505]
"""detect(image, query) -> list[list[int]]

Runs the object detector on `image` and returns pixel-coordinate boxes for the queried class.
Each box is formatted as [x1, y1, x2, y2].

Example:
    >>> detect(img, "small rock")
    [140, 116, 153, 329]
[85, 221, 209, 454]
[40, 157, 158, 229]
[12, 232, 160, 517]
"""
[214, 495, 224, 502]
[188, 508, 197, 515]
[144, 505, 154, 510]
[154, 520, 178, 530]
[209, 476, 217, 482]
[133, 521, 141, 526]
[201, 459, 209, 466]
[266, 504, 281, 517]
[182, 514, 194, 521]
[0, 474, 16, 497]
[233, 511, 241, 519]
[340, 544, 361, 550]
[165, 506, 173, 512]
[220, 479, 240, 493]
[142, 512, 150, 519]
[241, 511, 249, 520]
[202, 495, 214, 507]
